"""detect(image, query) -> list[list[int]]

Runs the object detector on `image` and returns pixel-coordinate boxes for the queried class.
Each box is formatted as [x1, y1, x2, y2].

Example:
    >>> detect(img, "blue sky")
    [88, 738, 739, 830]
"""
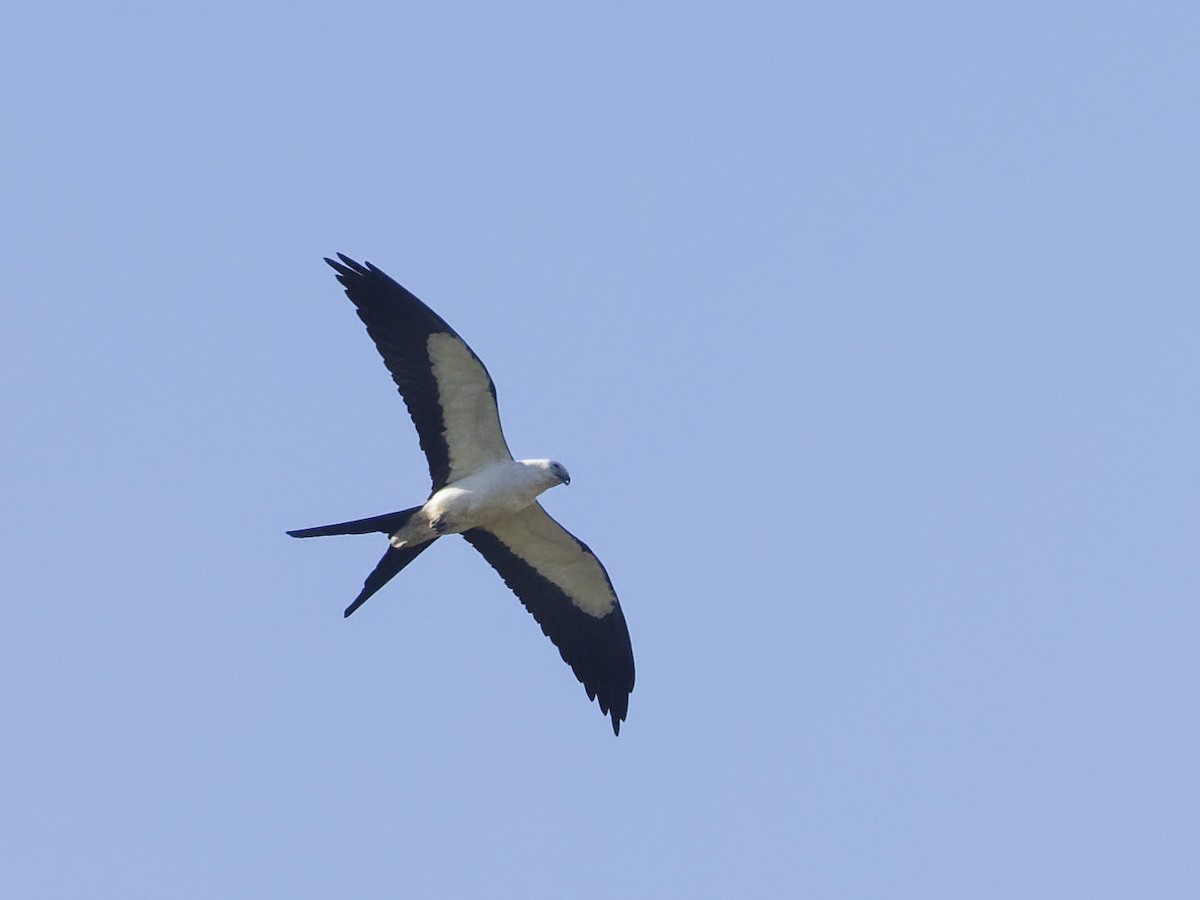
[3, 2, 1198, 896]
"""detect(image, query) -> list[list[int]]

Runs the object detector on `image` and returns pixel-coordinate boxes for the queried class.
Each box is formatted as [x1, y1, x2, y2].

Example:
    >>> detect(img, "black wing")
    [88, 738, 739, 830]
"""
[325, 255, 512, 492]
[463, 504, 635, 735]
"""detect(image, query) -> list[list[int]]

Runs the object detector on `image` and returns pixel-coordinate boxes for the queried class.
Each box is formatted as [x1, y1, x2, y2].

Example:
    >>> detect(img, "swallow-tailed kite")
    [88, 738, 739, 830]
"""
[288, 255, 635, 734]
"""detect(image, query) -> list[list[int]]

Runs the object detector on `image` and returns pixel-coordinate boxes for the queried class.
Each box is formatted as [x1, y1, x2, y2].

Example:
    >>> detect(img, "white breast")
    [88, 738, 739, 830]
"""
[426, 460, 555, 532]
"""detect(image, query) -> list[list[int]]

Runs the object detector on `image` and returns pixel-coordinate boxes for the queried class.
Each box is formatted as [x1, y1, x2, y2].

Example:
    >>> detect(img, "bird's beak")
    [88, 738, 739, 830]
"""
[563, 475, 571, 485]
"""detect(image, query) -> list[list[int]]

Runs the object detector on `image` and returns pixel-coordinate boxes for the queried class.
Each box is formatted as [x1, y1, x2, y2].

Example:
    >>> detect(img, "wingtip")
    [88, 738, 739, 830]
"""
[325, 253, 370, 278]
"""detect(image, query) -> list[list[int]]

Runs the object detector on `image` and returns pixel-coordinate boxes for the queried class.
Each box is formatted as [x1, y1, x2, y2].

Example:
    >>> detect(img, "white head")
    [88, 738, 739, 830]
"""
[526, 458, 571, 487]
[548, 460, 571, 485]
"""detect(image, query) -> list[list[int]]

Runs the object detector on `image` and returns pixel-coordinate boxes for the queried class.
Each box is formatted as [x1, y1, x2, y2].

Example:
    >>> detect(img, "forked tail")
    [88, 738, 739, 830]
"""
[287, 504, 435, 616]
[287, 505, 422, 539]
[342, 541, 435, 617]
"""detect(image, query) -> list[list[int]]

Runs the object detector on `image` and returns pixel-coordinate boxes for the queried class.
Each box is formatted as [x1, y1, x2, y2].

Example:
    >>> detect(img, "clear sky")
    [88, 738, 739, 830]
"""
[3, 2, 1198, 897]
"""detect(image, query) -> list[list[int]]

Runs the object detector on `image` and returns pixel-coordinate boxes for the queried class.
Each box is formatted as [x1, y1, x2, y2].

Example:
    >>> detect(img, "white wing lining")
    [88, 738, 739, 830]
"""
[426, 332, 512, 483]
[482, 504, 618, 618]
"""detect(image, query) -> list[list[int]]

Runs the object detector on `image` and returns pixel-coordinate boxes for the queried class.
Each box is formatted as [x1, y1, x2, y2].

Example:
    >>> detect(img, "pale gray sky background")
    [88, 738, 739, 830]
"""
[3, 2, 1198, 897]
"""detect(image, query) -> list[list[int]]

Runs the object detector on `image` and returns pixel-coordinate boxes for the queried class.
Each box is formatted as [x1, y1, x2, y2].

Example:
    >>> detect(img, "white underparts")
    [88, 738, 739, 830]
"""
[389, 458, 564, 548]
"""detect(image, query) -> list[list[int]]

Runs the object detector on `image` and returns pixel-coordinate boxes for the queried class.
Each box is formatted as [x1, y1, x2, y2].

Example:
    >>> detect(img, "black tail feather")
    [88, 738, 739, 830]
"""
[344, 541, 435, 617]
[287, 505, 421, 539]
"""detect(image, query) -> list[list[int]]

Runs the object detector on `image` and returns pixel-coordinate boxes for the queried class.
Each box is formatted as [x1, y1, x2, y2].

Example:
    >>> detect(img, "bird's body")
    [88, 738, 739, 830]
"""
[390, 459, 568, 548]
[289, 255, 634, 733]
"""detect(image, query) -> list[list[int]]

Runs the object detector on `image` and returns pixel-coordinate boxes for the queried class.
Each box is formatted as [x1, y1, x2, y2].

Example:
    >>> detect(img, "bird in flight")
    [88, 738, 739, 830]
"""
[289, 255, 635, 734]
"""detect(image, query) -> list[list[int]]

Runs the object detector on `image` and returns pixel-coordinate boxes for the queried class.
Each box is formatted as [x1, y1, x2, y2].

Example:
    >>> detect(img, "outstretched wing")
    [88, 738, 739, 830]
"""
[463, 504, 635, 735]
[325, 254, 512, 491]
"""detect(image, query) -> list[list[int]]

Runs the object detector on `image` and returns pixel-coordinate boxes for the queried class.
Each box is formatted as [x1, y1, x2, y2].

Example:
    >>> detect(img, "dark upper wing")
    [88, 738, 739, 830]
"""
[463, 504, 635, 735]
[325, 255, 512, 491]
